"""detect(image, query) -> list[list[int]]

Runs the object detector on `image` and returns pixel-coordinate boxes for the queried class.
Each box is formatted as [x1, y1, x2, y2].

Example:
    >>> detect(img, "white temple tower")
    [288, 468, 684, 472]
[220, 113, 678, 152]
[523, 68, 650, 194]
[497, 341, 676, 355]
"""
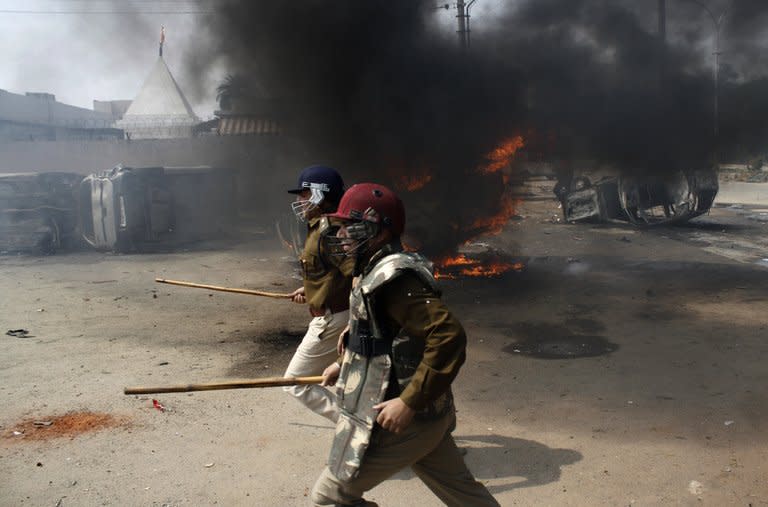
[116, 29, 199, 139]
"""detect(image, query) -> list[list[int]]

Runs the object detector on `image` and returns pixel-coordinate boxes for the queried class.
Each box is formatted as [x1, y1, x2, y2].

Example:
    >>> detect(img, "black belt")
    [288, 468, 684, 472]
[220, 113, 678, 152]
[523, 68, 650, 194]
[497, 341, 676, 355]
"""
[346, 333, 391, 358]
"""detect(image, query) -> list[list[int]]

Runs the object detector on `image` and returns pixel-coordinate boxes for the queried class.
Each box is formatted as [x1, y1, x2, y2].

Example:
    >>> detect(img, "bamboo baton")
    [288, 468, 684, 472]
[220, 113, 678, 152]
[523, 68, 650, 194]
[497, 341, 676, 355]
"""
[124, 375, 325, 395]
[155, 278, 294, 299]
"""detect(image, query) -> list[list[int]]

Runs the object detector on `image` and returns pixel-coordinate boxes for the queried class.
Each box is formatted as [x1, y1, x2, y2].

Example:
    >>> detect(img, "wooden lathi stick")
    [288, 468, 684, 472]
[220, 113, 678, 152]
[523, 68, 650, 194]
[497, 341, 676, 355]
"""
[124, 376, 325, 395]
[155, 278, 294, 299]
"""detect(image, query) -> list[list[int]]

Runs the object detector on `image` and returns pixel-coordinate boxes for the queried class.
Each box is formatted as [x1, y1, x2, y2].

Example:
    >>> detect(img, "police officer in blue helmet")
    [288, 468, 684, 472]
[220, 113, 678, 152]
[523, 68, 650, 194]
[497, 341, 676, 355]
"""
[284, 165, 354, 422]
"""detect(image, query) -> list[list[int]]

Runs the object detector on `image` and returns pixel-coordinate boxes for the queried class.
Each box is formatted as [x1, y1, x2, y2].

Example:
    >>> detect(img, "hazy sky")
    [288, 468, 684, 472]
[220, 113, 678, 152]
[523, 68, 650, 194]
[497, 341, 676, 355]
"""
[0, 0, 219, 117]
[0, 1, 506, 118]
[2, 1, 755, 119]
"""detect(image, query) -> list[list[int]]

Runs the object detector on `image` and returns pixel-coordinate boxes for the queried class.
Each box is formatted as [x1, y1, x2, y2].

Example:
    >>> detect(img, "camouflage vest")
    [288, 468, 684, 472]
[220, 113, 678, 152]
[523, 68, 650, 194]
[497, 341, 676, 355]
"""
[328, 251, 454, 482]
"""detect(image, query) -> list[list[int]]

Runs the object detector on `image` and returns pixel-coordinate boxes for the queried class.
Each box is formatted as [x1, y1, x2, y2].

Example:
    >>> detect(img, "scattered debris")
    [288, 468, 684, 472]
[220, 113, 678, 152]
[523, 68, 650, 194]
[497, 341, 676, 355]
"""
[33, 421, 53, 427]
[157, 361, 169, 366]
[688, 480, 703, 496]
[152, 399, 166, 412]
[204, 463, 215, 468]
[724, 420, 734, 426]
[747, 213, 768, 223]
[6, 329, 32, 338]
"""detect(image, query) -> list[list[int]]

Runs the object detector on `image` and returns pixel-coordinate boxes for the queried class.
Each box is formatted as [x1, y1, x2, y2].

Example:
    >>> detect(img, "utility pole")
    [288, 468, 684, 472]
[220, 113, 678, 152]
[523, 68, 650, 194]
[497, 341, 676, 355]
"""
[456, 0, 468, 49]
[465, 0, 478, 48]
[658, 0, 666, 87]
[688, 0, 734, 139]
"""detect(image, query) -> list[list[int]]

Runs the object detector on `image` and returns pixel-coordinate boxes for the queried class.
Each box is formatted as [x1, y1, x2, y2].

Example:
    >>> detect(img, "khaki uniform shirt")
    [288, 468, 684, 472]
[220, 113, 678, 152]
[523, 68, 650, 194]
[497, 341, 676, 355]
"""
[373, 272, 467, 411]
[301, 217, 355, 312]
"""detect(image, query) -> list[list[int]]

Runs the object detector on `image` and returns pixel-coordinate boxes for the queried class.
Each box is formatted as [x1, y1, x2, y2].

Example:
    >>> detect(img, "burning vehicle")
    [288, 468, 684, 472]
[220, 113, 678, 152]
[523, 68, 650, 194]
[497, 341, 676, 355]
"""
[556, 168, 719, 225]
[0, 172, 81, 254]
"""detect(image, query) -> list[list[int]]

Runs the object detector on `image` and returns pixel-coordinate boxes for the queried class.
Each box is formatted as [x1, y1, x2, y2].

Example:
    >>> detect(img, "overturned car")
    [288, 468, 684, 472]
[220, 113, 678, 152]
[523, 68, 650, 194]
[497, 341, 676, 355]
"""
[557, 168, 719, 225]
[79, 165, 237, 253]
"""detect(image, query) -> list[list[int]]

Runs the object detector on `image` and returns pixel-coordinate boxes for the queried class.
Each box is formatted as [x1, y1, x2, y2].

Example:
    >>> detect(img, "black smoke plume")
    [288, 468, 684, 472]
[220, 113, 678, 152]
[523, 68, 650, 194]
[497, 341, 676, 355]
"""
[190, 0, 768, 255]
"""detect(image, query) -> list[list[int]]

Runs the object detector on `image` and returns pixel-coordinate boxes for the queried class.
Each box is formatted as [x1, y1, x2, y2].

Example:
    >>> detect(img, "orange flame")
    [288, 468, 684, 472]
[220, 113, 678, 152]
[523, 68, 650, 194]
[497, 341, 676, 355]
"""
[397, 172, 433, 192]
[396, 135, 527, 279]
[434, 254, 524, 279]
[430, 135, 527, 279]
[478, 135, 525, 174]
[469, 194, 520, 235]
[464, 135, 526, 237]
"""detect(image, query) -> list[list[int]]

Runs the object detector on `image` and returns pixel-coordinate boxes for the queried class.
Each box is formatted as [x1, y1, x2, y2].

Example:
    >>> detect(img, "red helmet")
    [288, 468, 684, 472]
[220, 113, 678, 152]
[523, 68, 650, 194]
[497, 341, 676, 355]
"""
[327, 183, 405, 235]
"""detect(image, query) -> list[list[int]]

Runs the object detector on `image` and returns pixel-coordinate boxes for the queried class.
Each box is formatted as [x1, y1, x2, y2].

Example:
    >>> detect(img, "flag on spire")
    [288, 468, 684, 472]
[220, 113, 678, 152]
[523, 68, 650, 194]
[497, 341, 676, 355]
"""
[159, 26, 165, 57]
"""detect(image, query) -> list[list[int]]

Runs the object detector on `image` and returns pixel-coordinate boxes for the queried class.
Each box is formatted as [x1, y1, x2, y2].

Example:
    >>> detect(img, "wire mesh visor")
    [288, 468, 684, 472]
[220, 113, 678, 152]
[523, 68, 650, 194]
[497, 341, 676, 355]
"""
[326, 220, 378, 257]
[290, 182, 329, 220]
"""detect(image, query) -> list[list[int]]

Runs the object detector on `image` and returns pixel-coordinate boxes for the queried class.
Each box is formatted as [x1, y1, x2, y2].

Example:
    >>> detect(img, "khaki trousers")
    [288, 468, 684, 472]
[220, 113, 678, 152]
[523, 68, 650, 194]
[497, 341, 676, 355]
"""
[283, 309, 348, 423]
[312, 411, 499, 507]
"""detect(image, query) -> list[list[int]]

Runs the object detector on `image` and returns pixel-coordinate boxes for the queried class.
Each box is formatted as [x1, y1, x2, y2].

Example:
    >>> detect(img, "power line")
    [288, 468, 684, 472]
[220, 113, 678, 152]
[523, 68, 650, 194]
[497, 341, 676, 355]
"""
[0, 0, 213, 2]
[0, 9, 213, 14]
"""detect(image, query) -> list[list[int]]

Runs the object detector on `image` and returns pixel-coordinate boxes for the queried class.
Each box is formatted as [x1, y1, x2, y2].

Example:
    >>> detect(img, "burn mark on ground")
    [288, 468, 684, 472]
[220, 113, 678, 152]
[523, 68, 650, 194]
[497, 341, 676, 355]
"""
[226, 329, 304, 377]
[252, 329, 304, 352]
[505, 335, 617, 359]
[2, 412, 128, 443]
[503, 321, 617, 359]
[563, 318, 605, 334]
[565, 303, 601, 316]
[633, 305, 683, 321]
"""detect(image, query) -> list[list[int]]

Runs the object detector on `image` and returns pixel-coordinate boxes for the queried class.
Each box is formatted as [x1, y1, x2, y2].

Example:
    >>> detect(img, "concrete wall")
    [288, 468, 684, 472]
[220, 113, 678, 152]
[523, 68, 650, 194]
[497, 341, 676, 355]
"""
[0, 120, 124, 142]
[0, 136, 310, 219]
[716, 182, 768, 205]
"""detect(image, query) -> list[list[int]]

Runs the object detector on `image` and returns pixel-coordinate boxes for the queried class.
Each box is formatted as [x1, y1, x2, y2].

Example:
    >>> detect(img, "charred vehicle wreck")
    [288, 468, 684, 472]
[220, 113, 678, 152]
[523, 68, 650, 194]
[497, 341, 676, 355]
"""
[555, 168, 719, 225]
[0, 172, 81, 254]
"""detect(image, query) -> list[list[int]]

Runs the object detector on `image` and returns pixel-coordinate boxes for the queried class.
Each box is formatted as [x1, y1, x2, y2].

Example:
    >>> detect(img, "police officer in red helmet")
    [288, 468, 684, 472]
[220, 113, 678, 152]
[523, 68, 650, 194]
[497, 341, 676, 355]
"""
[312, 183, 499, 507]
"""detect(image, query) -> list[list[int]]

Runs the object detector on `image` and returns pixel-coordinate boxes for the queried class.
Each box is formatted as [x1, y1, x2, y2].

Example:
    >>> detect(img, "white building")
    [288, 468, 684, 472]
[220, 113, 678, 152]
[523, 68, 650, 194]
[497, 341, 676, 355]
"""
[0, 89, 122, 141]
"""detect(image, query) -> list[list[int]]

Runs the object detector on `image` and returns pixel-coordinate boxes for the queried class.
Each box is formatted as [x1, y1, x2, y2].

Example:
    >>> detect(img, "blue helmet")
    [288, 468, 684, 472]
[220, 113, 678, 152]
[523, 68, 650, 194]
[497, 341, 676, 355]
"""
[288, 165, 345, 220]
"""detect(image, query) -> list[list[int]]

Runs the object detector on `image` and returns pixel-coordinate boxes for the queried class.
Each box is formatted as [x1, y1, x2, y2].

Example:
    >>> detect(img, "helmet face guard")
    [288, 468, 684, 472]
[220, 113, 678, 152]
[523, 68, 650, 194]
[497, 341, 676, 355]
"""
[290, 182, 330, 221]
[326, 211, 380, 257]
[325, 184, 405, 258]
[287, 165, 345, 221]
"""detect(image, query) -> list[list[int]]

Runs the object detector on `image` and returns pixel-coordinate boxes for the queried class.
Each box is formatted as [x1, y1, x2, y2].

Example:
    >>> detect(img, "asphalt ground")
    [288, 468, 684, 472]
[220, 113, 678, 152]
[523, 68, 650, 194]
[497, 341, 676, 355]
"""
[1, 181, 767, 506]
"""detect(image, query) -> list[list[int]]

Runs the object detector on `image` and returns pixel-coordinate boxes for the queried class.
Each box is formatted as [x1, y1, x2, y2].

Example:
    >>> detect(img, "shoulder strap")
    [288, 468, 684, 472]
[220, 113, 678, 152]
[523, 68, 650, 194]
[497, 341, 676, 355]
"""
[360, 252, 439, 296]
